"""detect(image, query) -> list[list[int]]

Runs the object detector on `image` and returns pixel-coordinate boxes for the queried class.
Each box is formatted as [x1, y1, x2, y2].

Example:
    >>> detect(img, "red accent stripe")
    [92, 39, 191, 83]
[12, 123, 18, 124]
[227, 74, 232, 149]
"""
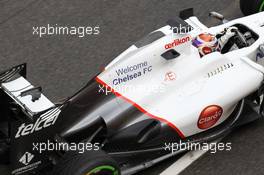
[95, 76, 186, 139]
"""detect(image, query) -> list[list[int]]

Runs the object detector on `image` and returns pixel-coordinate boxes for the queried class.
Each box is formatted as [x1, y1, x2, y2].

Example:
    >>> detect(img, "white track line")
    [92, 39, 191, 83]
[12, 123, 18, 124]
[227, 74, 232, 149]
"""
[160, 140, 220, 175]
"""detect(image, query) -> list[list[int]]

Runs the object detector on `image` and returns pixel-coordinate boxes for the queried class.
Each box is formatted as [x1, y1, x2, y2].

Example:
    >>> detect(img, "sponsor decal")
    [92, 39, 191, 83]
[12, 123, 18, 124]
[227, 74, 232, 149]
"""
[115, 61, 148, 76]
[165, 36, 191, 49]
[19, 152, 34, 166]
[197, 105, 223, 129]
[12, 161, 41, 175]
[113, 61, 152, 85]
[165, 71, 176, 81]
[15, 109, 61, 138]
[12, 152, 41, 175]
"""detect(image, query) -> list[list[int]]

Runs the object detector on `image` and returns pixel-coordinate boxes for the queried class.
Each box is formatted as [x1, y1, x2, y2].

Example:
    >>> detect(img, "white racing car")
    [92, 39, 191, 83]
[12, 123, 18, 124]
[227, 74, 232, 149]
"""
[0, 1, 264, 175]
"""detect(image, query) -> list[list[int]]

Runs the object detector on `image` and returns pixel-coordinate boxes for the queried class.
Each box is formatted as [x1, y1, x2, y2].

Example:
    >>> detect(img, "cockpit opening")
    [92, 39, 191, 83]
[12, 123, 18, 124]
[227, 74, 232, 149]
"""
[192, 24, 259, 57]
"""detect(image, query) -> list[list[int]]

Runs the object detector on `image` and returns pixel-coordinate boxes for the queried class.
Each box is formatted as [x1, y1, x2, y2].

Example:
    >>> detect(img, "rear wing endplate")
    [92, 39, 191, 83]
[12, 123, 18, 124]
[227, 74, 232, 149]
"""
[0, 63, 57, 119]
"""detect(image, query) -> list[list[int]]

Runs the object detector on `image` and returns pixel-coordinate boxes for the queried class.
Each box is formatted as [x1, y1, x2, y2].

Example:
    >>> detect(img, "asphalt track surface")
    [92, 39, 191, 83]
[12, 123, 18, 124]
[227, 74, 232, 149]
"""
[1, 0, 264, 175]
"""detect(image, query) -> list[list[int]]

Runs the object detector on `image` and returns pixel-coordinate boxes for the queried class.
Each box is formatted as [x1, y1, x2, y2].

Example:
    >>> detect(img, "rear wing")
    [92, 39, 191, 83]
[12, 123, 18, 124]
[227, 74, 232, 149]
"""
[0, 63, 58, 119]
[0, 63, 27, 83]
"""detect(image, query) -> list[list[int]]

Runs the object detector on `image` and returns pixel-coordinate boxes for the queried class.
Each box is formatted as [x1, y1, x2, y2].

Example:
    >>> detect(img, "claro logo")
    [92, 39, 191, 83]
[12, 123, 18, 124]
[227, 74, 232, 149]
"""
[197, 105, 223, 129]
[164, 36, 191, 49]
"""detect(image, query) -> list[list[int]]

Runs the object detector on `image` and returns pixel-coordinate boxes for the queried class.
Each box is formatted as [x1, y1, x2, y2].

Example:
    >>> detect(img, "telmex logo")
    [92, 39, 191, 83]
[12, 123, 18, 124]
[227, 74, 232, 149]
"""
[197, 105, 223, 129]
[164, 36, 191, 49]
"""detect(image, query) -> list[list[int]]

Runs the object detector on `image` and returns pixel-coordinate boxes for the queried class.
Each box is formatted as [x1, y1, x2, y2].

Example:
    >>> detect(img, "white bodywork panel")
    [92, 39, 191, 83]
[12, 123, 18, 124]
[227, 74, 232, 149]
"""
[1, 76, 55, 116]
[98, 12, 264, 137]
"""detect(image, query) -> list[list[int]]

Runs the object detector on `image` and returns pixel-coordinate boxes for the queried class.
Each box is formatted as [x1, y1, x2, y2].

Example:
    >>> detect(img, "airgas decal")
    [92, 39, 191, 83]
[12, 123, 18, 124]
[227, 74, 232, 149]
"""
[113, 61, 152, 85]
[165, 36, 191, 49]
[197, 105, 223, 129]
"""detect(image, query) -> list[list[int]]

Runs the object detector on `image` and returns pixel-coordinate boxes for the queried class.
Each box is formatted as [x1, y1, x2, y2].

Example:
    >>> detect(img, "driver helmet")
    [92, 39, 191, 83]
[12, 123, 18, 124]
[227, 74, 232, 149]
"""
[193, 33, 219, 57]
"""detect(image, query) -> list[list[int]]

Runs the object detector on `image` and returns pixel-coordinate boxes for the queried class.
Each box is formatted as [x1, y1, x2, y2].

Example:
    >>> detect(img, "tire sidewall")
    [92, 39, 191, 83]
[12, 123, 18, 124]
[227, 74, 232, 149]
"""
[240, 0, 264, 15]
[52, 150, 120, 175]
[74, 159, 119, 175]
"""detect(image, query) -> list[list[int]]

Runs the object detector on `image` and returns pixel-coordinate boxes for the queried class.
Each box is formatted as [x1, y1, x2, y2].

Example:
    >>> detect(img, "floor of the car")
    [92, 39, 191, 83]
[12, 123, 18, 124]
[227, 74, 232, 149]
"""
[0, 141, 9, 164]
[0, 165, 10, 174]
[119, 150, 186, 175]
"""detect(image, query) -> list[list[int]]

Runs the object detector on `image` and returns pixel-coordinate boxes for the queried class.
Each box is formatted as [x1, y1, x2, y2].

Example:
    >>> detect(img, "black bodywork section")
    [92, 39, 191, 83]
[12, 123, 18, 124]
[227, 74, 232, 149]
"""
[0, 64, 180, 174]
[0, 63, 262, 174]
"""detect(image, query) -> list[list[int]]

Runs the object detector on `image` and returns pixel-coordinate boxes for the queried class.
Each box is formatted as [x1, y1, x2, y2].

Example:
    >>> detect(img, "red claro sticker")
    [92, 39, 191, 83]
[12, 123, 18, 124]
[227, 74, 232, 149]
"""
[197, 105, 223, 129]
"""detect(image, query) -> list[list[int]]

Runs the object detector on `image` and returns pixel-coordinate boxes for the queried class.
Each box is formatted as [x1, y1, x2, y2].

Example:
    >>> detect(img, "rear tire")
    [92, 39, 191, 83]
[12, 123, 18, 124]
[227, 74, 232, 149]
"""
[240, 0, 264, 15]
[52, 149, 120, 175]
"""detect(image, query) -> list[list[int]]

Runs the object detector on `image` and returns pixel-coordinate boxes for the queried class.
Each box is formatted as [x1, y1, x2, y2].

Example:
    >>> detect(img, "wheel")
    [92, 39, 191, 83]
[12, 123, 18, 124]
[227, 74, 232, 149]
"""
[51, 149, 120, 175]
[240, 0, 264, 15]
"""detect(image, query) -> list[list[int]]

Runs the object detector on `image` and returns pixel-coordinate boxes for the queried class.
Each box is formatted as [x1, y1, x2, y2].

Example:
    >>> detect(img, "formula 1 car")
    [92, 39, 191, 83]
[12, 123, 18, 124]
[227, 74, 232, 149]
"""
[1, 7, 264, 175]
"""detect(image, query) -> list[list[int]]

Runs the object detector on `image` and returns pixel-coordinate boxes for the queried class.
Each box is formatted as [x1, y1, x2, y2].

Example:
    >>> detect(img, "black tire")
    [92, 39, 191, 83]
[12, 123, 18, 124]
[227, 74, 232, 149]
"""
[240, 0, 264, 16]
[51, 149, 120, 175]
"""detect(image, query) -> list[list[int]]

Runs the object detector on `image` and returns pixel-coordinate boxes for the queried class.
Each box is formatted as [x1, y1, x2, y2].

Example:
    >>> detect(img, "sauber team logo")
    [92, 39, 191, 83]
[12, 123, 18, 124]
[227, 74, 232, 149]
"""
[197, 105, 223, 129]
[164, 36, 191, 49]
